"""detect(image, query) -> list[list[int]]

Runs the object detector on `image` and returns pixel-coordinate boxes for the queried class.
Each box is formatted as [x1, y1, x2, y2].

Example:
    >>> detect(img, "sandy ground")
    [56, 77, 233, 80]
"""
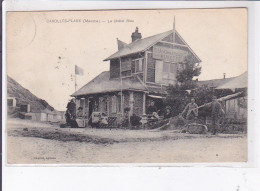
[6, 118, 247, 164]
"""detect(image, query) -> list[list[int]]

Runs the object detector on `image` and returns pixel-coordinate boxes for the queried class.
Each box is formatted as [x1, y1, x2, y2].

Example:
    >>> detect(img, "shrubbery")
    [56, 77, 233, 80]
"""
[164, 54, 233, 118]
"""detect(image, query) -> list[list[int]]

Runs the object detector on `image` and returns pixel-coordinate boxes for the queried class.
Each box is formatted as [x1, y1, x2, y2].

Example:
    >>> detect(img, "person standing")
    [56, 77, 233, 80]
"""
[147, 100, 157, 115]
[210, 96, 225, 135]
[65, 109, 71, 125]
[66, 99, 76, 119]
[181, 98, 198, 121]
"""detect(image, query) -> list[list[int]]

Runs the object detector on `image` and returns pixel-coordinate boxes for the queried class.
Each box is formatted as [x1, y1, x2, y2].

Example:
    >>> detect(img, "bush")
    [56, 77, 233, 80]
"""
[166, 85, 234, 119]
[164, 54, 234, 120]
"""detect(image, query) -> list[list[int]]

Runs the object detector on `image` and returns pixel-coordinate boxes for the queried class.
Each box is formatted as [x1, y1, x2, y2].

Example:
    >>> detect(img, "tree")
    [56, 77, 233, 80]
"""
[176, 54, 201, 90]
[165, 54, 235, 119]
[164, 54, 202, 116]
[164, 84, 189, 116]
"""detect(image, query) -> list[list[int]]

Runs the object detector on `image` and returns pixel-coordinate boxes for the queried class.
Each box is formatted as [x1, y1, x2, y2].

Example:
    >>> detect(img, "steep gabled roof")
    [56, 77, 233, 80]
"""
[72, 71, 147, 97]
[104, 30, 201, 63]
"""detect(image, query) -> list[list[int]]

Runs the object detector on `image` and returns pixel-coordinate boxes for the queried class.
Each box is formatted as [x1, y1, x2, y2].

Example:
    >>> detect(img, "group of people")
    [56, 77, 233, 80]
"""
[147, 96, 225, 135]
[180, 96, 225, 134]
[64, 96, 225, 134]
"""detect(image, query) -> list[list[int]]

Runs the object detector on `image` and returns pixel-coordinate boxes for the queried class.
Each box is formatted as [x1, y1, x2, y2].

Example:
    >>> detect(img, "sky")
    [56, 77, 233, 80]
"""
[6, 9, 247, 111]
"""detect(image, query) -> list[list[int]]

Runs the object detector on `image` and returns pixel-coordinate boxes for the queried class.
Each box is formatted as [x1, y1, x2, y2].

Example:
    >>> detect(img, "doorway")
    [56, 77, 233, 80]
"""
[88, 98, 94, 118]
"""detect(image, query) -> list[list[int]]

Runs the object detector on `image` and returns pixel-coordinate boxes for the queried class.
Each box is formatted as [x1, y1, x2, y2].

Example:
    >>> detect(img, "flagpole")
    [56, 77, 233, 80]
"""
[75, 65, 77, 91]
[75, 74, 77, 91]
[119, 58, 123, 114]
[173, 16, 176, 43]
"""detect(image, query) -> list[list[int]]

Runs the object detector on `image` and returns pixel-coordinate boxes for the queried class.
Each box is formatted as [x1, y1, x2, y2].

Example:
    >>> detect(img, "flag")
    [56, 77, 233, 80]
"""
[75, 65, 84, 76]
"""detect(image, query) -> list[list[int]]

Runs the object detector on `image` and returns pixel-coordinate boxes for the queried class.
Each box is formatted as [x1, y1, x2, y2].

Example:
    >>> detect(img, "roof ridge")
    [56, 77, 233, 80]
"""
[175, 31, 201, 62]
[126, 30, 172, 46]
[104, 30, 173, 61]
[199, 76, 235, 82]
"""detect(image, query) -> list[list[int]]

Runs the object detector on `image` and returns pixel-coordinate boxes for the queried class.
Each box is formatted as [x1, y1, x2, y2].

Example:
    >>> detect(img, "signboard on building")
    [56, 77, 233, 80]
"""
[153, 45, 188, 63]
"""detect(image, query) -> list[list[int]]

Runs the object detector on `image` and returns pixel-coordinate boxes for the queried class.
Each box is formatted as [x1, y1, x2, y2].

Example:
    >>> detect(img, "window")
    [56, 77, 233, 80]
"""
[99, 97, 105, 112]
[162, 63, 176, 79]
[93, 100, 98, 112]
[163, 63, 169, 79]
[98, 97, 109, 114]
[134, 58, 144, 73]
[163, 62, 169, 73]
[170, 64, 175, 74]
[111, 96, 117, 113]
[80, 98, 84, 108]
[163, 62, 177, 82]
[105, 98, 109, 114]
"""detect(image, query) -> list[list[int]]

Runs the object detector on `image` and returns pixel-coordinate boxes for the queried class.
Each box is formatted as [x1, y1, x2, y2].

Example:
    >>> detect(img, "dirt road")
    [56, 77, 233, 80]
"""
[6, 118, 247, 164]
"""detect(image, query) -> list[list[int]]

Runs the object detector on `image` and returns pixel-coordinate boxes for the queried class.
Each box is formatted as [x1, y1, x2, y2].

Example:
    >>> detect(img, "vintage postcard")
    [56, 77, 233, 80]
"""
[5, 9, 248, 164]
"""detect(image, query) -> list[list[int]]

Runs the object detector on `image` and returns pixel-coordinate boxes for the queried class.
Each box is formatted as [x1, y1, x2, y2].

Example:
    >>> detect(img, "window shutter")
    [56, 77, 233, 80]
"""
[131, 60, 135, 73]
[111, 96, 117, 113]
[155, 60, 163, 83]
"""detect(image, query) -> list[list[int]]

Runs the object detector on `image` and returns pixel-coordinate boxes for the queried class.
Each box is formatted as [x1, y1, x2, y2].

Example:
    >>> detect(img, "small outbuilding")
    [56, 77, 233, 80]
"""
[216, 71, 247, 121]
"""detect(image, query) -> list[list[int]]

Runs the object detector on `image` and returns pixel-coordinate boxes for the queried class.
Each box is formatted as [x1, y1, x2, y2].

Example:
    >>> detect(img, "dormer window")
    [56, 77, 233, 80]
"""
[121, 58, 132, 77]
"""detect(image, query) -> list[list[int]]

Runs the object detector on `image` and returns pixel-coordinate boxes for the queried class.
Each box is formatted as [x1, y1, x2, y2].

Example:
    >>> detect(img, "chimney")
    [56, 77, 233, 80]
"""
[131, 27, 142, 42]
[223, 73, 226, 79]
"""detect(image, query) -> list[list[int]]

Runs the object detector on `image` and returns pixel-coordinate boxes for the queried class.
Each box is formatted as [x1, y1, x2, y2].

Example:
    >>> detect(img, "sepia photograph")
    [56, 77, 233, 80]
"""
[5, 8, 248, 164]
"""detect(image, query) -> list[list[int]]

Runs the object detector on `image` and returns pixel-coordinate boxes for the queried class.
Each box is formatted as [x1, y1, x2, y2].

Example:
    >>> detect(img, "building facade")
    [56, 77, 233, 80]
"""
[72, 26, 201, 126]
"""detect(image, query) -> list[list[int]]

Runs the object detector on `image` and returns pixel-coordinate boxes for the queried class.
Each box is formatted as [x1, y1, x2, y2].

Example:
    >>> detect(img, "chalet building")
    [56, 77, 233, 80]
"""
[72, 25, 201, 125]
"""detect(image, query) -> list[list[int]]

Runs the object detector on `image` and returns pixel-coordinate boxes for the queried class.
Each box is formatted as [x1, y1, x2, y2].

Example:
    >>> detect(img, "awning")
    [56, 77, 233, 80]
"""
[148, 95, 166, 99]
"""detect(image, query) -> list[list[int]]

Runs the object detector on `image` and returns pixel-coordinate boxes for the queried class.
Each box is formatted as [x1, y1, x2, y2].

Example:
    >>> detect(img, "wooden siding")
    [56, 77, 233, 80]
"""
[146, 52, 156, 82]
[133, 92, 144, 116]
[162, 33, 174, 43]
[110, 54, 146, 80]
[175, 34, 186, 45]
[110, 59, 120, 79]
[121, 58, 132, 71]
[156, 42, 191, 55]
[161, 33, 185, 45]
[131, 60, 135, 73]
